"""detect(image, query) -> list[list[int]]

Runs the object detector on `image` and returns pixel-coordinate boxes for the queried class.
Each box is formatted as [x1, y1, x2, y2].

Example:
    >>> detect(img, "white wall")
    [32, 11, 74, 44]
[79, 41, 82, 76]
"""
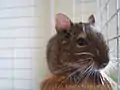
[74, 0, 97, 22]
[0, 0, 52, 90]
[53, 0, 97, 22]
[35, 0, 51, 90]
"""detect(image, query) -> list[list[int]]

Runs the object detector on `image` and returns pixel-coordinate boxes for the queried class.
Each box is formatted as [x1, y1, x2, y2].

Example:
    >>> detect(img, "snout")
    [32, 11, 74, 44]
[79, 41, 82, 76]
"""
[100, 61, 109, 68]
[97, 59, 109, 69]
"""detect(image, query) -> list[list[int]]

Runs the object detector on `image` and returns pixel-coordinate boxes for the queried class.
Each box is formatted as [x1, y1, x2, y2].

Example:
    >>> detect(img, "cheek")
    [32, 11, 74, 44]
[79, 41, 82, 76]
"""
[87, 44, 98, 56]
[73, 46, 91, 54]
[59, 44, 72, 62]
[73, 47, 93, 59]
[59, 52, 71, 62]
[59, 44, 79, 62]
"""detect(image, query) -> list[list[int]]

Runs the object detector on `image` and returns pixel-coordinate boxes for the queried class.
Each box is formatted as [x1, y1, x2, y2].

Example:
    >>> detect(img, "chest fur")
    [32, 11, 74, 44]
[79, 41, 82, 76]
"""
[41, 75, 112, 90]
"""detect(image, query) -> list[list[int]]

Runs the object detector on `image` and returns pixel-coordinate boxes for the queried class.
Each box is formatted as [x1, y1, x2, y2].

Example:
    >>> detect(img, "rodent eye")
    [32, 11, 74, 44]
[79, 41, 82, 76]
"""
[64, 32, 71, 38]
[77, 38, 88, 46]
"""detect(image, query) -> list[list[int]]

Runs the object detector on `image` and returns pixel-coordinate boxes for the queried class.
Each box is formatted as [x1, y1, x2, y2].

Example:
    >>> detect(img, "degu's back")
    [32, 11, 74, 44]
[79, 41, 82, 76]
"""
[41, 13, 112, 90]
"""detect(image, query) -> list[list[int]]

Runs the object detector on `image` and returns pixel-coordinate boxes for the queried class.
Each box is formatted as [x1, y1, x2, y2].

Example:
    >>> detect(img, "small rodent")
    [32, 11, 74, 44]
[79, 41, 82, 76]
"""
[41, 13, 112, 90]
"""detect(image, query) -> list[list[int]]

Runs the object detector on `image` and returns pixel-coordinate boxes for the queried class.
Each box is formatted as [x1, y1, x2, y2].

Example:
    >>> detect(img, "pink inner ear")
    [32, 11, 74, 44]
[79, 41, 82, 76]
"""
[55, 13, 71, 30]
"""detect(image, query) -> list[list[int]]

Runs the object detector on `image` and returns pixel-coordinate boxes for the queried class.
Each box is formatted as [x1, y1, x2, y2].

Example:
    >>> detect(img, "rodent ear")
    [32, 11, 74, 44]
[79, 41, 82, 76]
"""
[88, 14, 95, 25]
[55, 13, 71, 32]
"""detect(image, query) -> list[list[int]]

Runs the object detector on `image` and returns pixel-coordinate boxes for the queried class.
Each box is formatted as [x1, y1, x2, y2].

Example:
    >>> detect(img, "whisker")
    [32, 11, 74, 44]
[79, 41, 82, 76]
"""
[53, 64, 76, 74]
[68, 66, 88, 80]
[77, 62, 94, 83]
[93, 70, 96, 87]
[100, 75, 104, 85]
[67, 58, 93, 67]
[68, 64, 88, 77]
[81, 64, 94, 82]
[59, 60, 95, 83]
[74, 52, 95, 57]
[76, 57, 93, 63]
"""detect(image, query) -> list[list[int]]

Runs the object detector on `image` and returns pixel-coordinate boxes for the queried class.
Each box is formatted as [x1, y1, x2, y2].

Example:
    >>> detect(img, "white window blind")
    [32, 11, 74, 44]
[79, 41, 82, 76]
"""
[0, 0, 38, 90]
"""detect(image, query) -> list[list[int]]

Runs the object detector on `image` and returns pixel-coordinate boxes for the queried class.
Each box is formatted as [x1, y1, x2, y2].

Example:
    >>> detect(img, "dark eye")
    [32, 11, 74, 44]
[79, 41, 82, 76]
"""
[64, 33, 71, 38]
[77, 38, 88, 46]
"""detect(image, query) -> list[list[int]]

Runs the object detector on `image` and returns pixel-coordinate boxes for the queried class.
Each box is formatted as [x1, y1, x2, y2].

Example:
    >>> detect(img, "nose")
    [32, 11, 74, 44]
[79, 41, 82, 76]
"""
[100, 59, 109, 68]
[101, 62, 108, 68]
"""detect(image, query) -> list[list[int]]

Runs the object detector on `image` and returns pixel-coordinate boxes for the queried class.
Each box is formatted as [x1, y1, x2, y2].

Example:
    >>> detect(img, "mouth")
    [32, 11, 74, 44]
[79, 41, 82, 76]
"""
[67, 61, 94, 83]
[95, 61, 109, 70]
[67, 56, 109, 84]
[67, 65, 104, 85]
[100, 62, 108, 68]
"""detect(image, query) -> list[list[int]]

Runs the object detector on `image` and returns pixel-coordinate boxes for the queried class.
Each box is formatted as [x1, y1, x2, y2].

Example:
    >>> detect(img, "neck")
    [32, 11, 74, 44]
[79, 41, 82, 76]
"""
[66, 70, 103, 85]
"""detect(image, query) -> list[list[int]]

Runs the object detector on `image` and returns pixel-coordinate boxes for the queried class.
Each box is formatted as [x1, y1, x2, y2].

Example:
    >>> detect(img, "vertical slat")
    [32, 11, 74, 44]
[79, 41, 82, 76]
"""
[116, 0, 120, 89]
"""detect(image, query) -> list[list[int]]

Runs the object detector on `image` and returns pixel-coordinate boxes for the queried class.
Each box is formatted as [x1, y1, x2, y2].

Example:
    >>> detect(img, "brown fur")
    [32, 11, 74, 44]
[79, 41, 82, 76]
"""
[41, 75, 112, 90]
[47, 23, 109, 75]
[41, 14, 112, 90]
